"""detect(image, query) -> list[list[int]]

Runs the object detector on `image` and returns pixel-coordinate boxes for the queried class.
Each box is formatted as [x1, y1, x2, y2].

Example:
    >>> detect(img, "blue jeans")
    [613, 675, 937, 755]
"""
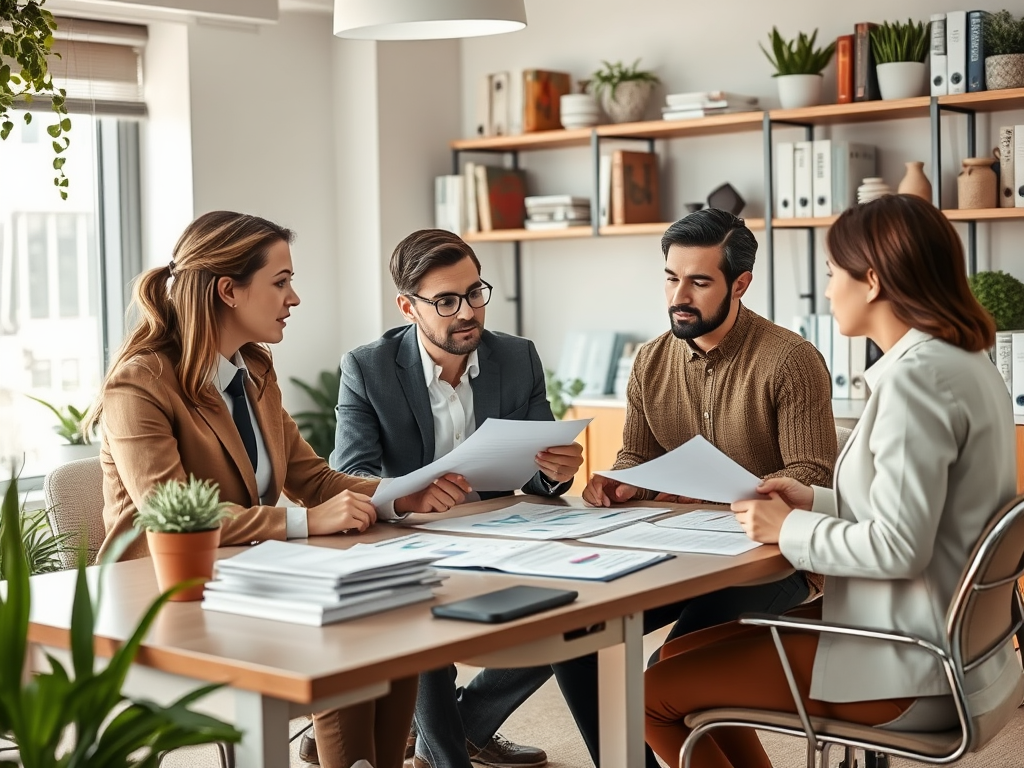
[414, 664, 553, 768]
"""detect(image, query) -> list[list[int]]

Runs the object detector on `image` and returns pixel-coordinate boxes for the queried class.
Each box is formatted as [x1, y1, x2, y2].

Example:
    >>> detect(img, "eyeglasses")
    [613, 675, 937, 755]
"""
[409, 281, 493, 317]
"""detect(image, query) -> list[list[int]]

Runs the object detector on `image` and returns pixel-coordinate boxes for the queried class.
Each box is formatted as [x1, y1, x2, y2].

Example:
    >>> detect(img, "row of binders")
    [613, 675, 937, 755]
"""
[791, 315, 883, 400]
[929, 11, 996, 96]
[775, 142, 877, 219]
[435, 164, 526, 234]
[997, 126, 1024, 208]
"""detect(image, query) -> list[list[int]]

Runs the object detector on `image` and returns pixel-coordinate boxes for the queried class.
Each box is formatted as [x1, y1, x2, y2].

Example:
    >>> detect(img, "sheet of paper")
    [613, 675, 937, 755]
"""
[582, 522, 761, 556]
[413, 502, 665, 540]
[595, 435, 762, 503]
[655, 510, 746, 534]
[354, 533, 671, 582]
[372, 418, 591, 507]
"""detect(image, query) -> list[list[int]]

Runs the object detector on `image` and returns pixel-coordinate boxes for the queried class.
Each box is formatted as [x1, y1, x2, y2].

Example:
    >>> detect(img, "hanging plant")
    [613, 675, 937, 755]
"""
[0, 0, 71, 199]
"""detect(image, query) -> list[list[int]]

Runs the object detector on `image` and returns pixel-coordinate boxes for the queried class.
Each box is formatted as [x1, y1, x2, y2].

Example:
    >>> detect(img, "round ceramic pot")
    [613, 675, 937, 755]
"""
[857, 177, 892, 205]
[600, 80, 654, 124]
[876, 62, 927, 100]
[985, 54, 1024, 91]
[560, 93, 600, 129]
[147, 527, 221, 601]
[897, 161, 932, 201]
[776, 74, 822, 110]
[957, 156, 998, 209]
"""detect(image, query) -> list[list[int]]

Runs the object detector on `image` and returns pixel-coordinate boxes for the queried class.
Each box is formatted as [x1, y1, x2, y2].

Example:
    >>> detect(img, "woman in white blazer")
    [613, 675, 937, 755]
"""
[644, 194, 1024, 768]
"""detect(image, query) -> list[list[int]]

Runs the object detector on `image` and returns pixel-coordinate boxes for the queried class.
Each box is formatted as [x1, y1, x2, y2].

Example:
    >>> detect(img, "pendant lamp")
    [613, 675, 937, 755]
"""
[333, 0, 527, 40]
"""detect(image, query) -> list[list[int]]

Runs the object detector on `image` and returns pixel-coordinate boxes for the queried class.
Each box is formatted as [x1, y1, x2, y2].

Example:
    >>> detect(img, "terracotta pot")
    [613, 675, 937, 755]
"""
[957, 156, 998, 210]
[146, 528, 220, 601]
[985, 54, 1024, 91]
[897, 161, 932, 201]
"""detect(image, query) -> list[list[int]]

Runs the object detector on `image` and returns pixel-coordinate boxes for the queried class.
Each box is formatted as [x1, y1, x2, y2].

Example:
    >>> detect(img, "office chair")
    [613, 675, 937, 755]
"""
[835, 425, 852, 455]
[43, 455, 106, 569]
[679, 492, 1024, 768]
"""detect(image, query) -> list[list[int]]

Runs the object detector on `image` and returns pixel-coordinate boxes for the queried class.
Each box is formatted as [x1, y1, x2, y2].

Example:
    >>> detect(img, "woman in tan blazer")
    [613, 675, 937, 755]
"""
[644, 195, 1024, 768]
[92, 211, 469, 768]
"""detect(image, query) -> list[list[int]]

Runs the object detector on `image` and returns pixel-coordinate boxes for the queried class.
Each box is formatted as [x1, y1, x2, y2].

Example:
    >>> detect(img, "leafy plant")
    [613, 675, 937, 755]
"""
[760, 27, 836, 76]
[290, 368, 341, 460]
[871, 19, 929, 64]
[26, 396, 94, 445]
[984, 10, 1024, 56]
[545, 369, 585, 420]
[134, 475, 234, 534]
[0, 473, 243, 766]
[0, 0, 72, 198]
[968, 270, 1024, 331]
[0, 505, 70, 578]
[590, 58, 660, 101]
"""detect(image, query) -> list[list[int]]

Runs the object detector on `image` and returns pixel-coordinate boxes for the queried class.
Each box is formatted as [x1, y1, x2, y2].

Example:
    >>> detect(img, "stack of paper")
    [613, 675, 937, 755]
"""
[582, 510, 762, 557]
[202, 540, 445, 626]
[661, 91, 759, 121]
[414, 502, 665, 540]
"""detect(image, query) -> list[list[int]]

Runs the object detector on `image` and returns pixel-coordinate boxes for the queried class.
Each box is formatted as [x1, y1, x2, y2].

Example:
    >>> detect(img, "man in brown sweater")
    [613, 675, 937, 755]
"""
[552, 208, 836, 768]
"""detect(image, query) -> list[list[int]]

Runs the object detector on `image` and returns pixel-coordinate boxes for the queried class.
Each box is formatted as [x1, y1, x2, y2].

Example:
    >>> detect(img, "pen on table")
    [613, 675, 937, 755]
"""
[570, 553, 600, 564]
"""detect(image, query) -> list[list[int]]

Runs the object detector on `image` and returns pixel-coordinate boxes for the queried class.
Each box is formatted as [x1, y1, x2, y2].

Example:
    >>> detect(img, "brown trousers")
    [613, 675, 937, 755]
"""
[644, 608, 914, 768]
[312, 675, 418, 768]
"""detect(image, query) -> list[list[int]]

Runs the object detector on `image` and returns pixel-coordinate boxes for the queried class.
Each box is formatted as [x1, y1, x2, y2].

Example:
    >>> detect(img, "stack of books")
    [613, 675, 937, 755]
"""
[661, 91, 759, 121]
[202, 540, 444, 626]
[524, 195, 591, 231]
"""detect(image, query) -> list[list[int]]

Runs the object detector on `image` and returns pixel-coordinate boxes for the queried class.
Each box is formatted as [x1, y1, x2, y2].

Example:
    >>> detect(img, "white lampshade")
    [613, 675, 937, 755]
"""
[333, 0, 526, 40]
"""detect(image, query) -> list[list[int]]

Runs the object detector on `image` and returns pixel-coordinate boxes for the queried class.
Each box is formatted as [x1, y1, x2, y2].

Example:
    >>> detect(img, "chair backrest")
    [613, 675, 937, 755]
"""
[43, 456, 105, 570]
[835, 425, 853, 455]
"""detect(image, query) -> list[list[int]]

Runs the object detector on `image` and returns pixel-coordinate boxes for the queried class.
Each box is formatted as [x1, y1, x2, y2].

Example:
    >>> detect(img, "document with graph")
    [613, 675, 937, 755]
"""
[412, 502, 665, 540]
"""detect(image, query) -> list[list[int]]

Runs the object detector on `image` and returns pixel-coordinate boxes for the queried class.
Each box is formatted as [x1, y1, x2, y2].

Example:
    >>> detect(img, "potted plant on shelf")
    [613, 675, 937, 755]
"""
[27, 395, 98, 463]
[590, 59, 660, 124]
[0, 474, 242, 765]
[968, 270, 1024, 332]
[871, 19, 929, 99]
[760, 27, 836, 109]
[984, 10, 1024, 91]
[135, 475, 234, 602]
[545, 369, 585, 420]
[290, 367, 341, 460]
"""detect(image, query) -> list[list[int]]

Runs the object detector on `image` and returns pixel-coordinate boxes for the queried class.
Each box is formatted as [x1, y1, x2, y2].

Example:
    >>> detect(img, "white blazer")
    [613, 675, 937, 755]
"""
[779, 329, 1022, 709]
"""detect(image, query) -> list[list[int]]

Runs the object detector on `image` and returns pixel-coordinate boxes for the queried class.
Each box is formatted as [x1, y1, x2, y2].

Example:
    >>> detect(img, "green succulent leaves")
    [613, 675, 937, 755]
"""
[135, 475, 235, 534]
[968, 270, 1024, 331]
[871, 19, 929, 65]
[590, 58, 660, 101]
[760, 27, 836, 77]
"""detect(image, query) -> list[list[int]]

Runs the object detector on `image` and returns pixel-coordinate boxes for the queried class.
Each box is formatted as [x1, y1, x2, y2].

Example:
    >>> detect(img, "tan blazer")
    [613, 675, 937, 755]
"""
[779, 329, 1022, 711]
[97, 351, 378, 561]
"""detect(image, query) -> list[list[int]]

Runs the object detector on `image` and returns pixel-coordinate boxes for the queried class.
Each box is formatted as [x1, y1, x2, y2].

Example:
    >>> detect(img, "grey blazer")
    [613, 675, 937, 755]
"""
[330, 324, 571, 498]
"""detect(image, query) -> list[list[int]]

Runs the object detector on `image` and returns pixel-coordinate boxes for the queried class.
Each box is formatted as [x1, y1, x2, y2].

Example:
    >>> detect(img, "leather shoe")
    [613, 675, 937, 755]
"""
[404, 756, 432, 768]
[405, 731, 417, 760]
[298, 731, 319, 765]
[468, 734, 547, 768]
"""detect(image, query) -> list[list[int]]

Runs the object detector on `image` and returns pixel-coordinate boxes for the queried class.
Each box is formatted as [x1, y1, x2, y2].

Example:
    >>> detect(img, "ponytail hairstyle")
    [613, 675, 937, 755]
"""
[90, 211, 294, 430]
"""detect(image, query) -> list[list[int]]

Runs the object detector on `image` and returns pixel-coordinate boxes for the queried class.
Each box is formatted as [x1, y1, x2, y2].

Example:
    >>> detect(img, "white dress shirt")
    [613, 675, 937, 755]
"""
[417, 331, 480, 460]
[215, 354, 307, 538]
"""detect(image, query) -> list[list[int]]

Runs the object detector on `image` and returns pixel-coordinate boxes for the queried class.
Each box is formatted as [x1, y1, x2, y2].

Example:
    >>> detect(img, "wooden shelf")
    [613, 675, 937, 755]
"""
[772, 216, 839, 228]
[462, 227, 593, 243]
[596, 111, 764, 140]
[943, 208, 1024, 221]
[451, 128, 593, 152]
[939, 88, 1024, 113]
[770, 97, 931, 126]
[599, 223, 670, 237]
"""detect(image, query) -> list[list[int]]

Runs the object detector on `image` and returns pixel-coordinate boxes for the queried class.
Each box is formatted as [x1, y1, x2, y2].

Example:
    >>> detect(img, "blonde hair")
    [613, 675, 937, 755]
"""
[90, 211, 294, 429]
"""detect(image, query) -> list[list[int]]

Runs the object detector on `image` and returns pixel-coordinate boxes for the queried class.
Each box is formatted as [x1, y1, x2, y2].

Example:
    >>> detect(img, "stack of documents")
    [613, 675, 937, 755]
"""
[661, 91, 759, 121]
[583, 510, 762, 557]
[414, 502, 665, 540]
[202, 540, 445, 626]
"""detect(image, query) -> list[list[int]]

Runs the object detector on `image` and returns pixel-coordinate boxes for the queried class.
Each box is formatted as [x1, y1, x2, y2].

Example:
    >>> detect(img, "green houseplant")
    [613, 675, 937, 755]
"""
[871, 20, 929, 99]
[134, 476, 233, 602]
[760, 27, 836, 109]
[27, 396, 94, 445]
[545, 369, 585, 420]
[0, 504, 70, 578]
[290, 368, 341, 460]
[968, 270, 1024, 331]
[590, 58, 660, 123]
[0, 0, 72, 198]
[0, 474, 242, 766]
[984, 10, 1024, 90]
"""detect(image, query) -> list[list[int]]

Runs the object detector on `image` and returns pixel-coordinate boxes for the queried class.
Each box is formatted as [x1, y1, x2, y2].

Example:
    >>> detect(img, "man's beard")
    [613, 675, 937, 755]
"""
[420, 318, 482, 355]
[669, 290, 732, 339]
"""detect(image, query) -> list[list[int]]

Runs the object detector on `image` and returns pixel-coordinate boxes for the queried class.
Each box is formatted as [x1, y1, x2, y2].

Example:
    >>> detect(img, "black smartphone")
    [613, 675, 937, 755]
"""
[431, 585, 578, 623]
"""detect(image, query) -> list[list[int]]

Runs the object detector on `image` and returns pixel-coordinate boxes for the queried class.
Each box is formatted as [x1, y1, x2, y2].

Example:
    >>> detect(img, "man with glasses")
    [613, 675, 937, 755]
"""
[313, 228, 583, 768]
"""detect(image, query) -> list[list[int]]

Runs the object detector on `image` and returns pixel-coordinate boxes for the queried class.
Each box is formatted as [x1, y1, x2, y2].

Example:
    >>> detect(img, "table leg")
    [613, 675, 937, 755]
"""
[233, 689, 290, 768]
[597, 612, 644, 768]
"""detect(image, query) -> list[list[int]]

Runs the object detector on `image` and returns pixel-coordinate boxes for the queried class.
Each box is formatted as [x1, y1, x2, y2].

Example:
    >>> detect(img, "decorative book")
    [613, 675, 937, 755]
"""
[523, 70, 571, 132]
[611, 150, 660, 225]
[475, 165, 527, 230]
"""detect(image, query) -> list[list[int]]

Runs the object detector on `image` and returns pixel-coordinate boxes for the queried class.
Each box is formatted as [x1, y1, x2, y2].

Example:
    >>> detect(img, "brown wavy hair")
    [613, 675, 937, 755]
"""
[90, 211, 294, 429]
[826, 195, 994, 352]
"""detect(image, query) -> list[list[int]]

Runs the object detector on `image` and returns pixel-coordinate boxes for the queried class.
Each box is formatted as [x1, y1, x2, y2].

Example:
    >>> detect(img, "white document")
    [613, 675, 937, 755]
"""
[359, 534, 671, 581]
[654, 509, 745, 534]
[414, 502, 665, 540]
[582, 522, 761, 557]
[595, 435, 762, 503]
[372, 418, 591, 508]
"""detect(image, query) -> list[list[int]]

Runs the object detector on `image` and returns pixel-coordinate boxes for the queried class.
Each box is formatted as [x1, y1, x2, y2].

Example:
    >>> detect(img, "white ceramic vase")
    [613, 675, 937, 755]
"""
[876, 62, 927, 100]
[776, 74, 823, 109]
[857, 177, 892, 205]
[560, 93, 600, 129]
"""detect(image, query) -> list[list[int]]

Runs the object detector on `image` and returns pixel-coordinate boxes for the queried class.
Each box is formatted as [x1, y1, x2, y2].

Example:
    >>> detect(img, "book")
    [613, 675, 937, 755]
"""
[998, 126, 1015, 208]
[793, 140, 813, 218]
[490, 71, 510, 136]
[832, 142, 877, 212]
[661, 105, 757, 120]
[664, 91, 758, 108]
[525, 195, 590, 208]
[996, 331, 1013, 395]
[930, 13, 948, 96]
[812, 139, 833, 218]
[475, 165, 526, 230]
[611, 150, 660, 225]
[967, 10, 991, 92]
[831, 316, 851, 398]
[836, 34, 854, 103]
[854, 22, 880, 101]
[1015, 125, 1024, 209]
[776, 142, 795, 219]
[463, 161, 478, 233]
[598, 154, 612, 226]
[524, 220, 590, 231]
[1013, 332, 1024, 417]
[946, 11, 967, 94]
[434, 175, 463, 234]
[556, 330, 627, 396]
[523, 69, 571, 132]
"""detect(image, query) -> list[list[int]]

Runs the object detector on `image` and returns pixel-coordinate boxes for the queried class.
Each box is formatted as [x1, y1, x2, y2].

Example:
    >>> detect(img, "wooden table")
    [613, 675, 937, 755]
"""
[27, 496, 791, 768]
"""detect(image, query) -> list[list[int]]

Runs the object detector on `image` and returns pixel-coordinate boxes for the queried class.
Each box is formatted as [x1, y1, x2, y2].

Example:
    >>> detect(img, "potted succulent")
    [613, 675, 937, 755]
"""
[984, 10, 1024, 90]
[0, 474, 242, 765]
[27, 395, 98, 463]
[871, 19, 929, 99]
[760, 27, 836, 109]
[135, 475, 234, 602]
[545, 369, 585, 420]
[290, 367, 341, 460]
[590, 59, 660, 124]
[968, 270, 1024, 331]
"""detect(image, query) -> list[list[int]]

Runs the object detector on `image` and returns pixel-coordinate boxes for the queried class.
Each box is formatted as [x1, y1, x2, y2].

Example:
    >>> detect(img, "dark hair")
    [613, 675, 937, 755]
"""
[390, 229, 482, 294]
[827, 194, 994, 352]
[660, 208, 757, 284]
